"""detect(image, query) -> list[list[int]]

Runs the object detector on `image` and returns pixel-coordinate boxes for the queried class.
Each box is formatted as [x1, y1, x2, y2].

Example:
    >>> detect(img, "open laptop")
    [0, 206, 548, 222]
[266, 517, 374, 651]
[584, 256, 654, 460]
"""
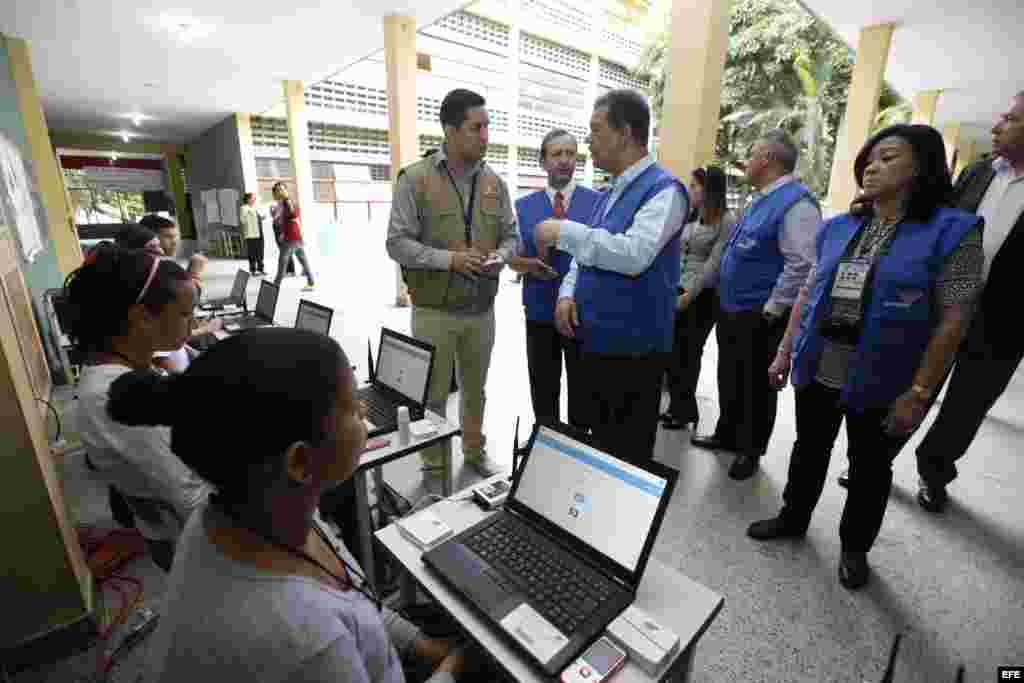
[199, 269, 249, 311]
[222, 280, 279, 333]
[295, 299, 333, 335]
[423, 423, 679, 677]
[356, 328, 435, 438]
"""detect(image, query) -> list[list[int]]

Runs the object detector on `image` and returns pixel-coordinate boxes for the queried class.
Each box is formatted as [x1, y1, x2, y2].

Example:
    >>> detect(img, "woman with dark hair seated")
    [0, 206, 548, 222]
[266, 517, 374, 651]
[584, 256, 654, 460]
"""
[67, 243, 211, 569]
[115, 224, 163, 256]
[748, 124, 984, 589]
[107, 328, 467, 682]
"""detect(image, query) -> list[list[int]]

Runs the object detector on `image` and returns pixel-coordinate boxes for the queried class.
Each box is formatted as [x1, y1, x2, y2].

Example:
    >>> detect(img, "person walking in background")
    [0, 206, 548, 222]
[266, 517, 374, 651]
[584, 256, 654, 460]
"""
[661, 166, 736, 432]
[510, 129, 601, 432]
[240, 192, 264, 275]
[751, 124, 982, 589]
[386, 89, 518, 483]
[535, 89, 688, 466]
[908, 92, 1024, 513]
[270, 195, 297, 277]
[272, 182, 315, 291]
[692, 131, 819, 480]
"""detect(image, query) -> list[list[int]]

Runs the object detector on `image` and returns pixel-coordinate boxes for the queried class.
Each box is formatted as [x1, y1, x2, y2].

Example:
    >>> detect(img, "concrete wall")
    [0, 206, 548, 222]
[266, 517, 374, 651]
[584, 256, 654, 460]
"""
[187, 114, 245, 249]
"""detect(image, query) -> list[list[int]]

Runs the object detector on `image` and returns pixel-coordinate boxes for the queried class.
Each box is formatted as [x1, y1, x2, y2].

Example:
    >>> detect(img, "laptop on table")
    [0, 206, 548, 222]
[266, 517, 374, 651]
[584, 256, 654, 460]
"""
[222, 280, 279, 333]
[199, 269, 249, 311]
[423, 423, 679, 677]
[295, 299, 334, 335]
[357, 328, 435, 438]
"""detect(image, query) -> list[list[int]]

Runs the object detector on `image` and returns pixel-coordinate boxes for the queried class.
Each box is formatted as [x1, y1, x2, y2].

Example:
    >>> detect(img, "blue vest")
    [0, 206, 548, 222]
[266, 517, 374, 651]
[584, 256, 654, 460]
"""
[719, 181, 816, 312]
[791, 207, 978, 412]
[516, 187, 601, 323]
[575, 164, 686, 355]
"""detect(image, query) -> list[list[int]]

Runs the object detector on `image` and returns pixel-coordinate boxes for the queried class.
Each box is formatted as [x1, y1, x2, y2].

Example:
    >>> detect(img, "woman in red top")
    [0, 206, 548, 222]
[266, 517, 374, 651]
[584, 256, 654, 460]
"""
[272, 182, 315, 291]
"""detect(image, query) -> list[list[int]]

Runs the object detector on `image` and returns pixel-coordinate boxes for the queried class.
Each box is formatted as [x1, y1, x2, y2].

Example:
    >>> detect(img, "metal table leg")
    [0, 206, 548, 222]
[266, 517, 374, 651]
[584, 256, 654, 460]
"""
[442, 437, 453, 497]
[353, 468, 375, 590]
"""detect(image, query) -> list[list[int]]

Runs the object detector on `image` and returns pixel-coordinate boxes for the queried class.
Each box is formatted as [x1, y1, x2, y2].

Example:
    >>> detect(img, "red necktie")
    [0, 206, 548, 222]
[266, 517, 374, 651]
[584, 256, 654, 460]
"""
[553, 191, 566, 219]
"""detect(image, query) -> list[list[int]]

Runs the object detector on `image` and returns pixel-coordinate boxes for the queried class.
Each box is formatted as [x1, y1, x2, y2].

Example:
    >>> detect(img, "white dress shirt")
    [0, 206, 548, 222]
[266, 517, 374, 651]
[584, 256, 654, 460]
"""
[977, 157, 1024, 281]
[557, 156, 688, 299]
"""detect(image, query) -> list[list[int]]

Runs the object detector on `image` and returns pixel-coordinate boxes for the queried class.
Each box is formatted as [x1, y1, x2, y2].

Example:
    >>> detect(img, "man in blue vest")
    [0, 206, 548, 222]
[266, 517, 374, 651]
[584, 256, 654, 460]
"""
[511, 129, 601, 432]
[535, 89, 688, 466]
[692, 131, 820, 480]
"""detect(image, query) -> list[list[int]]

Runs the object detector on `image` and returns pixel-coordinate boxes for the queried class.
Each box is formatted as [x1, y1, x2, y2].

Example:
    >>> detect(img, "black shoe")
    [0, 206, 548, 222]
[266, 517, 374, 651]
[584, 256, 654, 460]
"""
[838, 551, 870, 590]
[837, 467, 850, 489]
[728, 453, 760, 480]
[691, 433, 736, 451]
[916, 479, 948, 513]
[747, 516, 807, 540]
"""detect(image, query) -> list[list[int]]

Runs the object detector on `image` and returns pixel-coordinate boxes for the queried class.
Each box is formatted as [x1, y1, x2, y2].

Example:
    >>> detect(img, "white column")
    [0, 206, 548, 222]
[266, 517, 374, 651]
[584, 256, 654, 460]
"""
[506, 0, 522, 194]
[584, 53, 600, 187]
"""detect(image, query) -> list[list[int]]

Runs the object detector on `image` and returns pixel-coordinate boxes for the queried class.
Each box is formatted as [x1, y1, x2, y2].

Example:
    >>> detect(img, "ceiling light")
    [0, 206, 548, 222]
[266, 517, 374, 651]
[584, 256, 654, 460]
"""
[111, 154, 119, 162]
[120, 131, 131, 143]
[128, 112, 146, 127]
[158, 14, 214, 42]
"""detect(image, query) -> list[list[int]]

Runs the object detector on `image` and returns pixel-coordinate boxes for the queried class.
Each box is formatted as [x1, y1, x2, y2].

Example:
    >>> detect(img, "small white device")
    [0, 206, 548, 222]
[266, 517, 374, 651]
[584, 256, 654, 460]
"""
[409, 419, 438, 439]
[561, 636, 627, 683]
[605, 605, 679, 675]
[472, 478, 511, 508]
[396, 508, 453, 550]
[396, 406, 411, 445]
[224, 322, 241, 332]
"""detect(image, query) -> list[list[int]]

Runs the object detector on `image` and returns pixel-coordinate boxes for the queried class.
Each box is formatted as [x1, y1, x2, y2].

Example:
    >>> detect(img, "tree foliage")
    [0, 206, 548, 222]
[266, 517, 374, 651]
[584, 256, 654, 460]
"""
[637, 0, 904, 199]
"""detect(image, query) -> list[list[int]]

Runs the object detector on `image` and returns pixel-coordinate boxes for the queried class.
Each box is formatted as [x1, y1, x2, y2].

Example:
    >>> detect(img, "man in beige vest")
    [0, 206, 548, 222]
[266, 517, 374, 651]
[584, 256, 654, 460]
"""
[386, 89, 519, 482]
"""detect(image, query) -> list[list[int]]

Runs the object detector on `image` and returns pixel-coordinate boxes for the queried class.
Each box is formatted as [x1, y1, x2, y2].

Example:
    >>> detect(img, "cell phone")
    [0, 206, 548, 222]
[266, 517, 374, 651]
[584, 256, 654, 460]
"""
[561, 637, 628, 683]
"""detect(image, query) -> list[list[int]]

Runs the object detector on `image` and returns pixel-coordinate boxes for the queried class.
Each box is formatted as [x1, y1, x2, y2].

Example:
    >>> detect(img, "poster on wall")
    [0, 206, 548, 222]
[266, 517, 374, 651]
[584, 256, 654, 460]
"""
[0, 130, 44, 263]
[218, 188, 239, 227]
[202, 189, 220, 223]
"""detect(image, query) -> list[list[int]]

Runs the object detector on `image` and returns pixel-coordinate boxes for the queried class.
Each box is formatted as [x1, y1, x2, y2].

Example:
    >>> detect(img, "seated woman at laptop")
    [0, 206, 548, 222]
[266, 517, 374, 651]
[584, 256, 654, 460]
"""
[67, 243, 211, 570]
[106, 328, 470, 682]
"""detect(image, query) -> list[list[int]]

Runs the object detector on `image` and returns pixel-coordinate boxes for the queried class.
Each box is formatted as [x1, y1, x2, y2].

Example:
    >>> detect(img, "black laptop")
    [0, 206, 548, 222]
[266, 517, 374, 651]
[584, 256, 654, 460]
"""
[295, 299, 334, 335]
[423, 423, 679, 677]
[200, 269, 249, 311]
[222, 280, 279, 333]
[356, 328, 435, 438]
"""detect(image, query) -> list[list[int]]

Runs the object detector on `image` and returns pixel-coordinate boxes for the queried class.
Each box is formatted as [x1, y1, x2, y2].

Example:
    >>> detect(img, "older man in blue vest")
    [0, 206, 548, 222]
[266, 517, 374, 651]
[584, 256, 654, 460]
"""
[535, 89, 688, 466]
[692, 131, 820, 479]
[511, 129, 601, 432]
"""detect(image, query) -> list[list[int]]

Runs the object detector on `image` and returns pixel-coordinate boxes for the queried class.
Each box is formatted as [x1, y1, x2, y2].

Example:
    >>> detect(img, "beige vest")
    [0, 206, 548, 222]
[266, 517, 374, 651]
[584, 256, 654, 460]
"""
[400, 157, 503, 310]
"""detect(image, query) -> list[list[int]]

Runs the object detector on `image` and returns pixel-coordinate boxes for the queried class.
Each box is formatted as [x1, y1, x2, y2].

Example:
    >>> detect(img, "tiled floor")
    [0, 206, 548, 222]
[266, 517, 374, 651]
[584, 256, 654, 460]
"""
[17, 227, 1024, 682]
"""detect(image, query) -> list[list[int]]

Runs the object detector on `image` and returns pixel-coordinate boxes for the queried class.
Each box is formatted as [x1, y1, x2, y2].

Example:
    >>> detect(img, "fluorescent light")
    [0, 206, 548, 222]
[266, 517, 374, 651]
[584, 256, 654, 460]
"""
[158, 14, 214, 42]
[128, 112, 146, 127]
[120, 131, 131, 143]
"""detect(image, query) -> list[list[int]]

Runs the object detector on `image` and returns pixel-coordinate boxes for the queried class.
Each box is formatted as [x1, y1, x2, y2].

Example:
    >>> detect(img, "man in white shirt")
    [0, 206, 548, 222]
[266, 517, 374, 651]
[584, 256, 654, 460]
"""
[914, 92, 1024, 513]
[535, 90, 688, 465]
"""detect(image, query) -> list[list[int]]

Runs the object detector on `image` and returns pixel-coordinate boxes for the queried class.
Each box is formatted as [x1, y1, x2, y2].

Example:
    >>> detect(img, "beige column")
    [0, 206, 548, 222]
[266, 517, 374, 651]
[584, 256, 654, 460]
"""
[384, 15, 418, 307]
[4, 36, 82, 276]
[826, 23, 895, 213]
[506, 0, 522, 193]
[955, 138, 978, 180]
[161, 146, 192, 240]
[283, 80, 315, 233]
[911, 90, 941, 125]
[236, 113, 259, 195]
[942, 122, 961, 173]
[657, 0, 731, 180]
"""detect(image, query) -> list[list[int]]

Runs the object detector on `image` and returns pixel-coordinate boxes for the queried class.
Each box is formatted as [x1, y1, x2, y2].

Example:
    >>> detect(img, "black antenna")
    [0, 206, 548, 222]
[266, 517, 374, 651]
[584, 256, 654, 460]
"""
[367, 339, 375, 383]
[510, 417, 528, 482]
[880, 633, 901, 683]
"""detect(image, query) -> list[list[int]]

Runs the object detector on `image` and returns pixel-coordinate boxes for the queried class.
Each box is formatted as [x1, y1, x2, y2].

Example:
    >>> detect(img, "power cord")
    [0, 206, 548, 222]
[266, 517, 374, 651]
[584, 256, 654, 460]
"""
[36, 397, 62, 444]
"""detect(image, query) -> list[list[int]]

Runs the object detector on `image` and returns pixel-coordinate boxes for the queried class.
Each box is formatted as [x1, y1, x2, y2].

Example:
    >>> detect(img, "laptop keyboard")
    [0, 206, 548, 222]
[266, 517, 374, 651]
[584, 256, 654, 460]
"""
[365, 395, 397, 428]
[464, 517, 617, 634]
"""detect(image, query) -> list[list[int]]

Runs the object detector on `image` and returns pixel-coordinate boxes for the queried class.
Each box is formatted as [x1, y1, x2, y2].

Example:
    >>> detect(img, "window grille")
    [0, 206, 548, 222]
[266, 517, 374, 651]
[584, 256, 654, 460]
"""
[307, 123, 390, 161]
[598, 59, 649, 91]
[305, 81, 388, 116]
[518, 111, 587, 141]
[420, 10, 510, 54]
[521, 0, 592, 35]
[255, 157, 295, 179]
[520, 32, 590, 79]
[251, 117, 289, 150]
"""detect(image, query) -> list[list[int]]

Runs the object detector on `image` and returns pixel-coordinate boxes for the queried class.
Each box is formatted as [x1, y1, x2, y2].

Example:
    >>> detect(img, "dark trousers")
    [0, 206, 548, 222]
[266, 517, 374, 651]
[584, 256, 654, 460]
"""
[780, 381, 910, 552]
[583, 352, 666, 466]
[275, 235, 297, 274]
[525, 320, 590, 430]
[245, 237, 264, 273]
[916, 311, 1024, 486]
[713, 306, 789, 455]
[665, 289, 718, 423]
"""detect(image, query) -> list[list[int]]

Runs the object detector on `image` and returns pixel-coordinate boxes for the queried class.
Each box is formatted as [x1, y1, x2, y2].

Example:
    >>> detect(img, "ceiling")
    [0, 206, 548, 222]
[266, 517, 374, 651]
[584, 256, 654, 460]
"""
[799, 0, 1022, 148]
[0, 0, 464, 144]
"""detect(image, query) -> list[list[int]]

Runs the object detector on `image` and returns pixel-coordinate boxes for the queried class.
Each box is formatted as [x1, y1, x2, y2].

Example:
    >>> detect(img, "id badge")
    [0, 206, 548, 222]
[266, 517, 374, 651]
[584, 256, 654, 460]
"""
[831, 258, 872, 303]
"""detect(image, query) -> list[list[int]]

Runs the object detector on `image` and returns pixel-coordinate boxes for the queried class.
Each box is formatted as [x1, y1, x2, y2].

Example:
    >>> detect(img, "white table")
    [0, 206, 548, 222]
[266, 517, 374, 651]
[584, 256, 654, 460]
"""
[353, 410, 461, 589]
[376, 476, 724, 682]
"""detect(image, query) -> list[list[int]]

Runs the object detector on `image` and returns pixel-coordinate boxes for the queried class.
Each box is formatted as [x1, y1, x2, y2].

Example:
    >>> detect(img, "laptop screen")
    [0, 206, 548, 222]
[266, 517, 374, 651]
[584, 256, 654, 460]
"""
[296, 302, 332, 335]
[376, 332, 432, 403]
[229, 271, 248, 301]
[515, 426, 669, 574]
[255, 282, 278, 320]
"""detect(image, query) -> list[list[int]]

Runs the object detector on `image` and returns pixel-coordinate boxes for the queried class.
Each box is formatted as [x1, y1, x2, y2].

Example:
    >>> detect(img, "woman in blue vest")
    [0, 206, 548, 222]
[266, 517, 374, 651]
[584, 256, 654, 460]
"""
[747, 124, 983, 590]
[661, 166, 736, 431]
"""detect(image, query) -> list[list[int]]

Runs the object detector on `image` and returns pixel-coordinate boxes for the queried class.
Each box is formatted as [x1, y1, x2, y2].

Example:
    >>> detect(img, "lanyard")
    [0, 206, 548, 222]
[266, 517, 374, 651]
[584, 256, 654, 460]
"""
[443, 163, 479, 245]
